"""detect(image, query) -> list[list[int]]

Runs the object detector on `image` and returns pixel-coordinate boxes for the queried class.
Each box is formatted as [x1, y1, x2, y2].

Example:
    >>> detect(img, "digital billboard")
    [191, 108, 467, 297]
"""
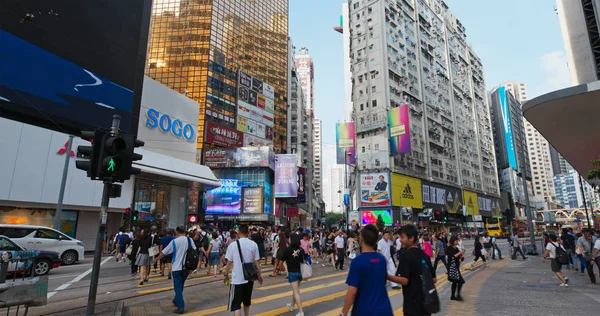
[205, 179, 242, 214]
[388, 104, 411, 155]
[203, 147, 275, 169]
[274, 155, 298, 198]
[0, 0, 152, 135]
[336, 122, 357, 164]
[361, 210, 392, 226]
[242, 187, 264, 214]
[499, 86, 518, 170]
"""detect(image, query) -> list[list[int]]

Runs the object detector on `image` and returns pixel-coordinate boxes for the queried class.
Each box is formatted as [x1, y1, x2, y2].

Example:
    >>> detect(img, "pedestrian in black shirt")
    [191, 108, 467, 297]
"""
[446, 236, 466, 301]
[388, 225, 436, 316]
[282, 234, 305, 315]
[136, 229, 152, 285]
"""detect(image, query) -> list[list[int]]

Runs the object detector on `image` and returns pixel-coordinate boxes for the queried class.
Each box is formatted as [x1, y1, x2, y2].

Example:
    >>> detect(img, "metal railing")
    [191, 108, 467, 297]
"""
[0, 251, 48, 315]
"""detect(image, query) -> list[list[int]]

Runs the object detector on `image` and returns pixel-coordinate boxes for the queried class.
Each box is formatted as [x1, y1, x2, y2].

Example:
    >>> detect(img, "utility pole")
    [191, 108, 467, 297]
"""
[55, 134, 74, 230]
[517, 143, 536, 254]
[86, 115, 119, 316]
[578, 175, 593, 230]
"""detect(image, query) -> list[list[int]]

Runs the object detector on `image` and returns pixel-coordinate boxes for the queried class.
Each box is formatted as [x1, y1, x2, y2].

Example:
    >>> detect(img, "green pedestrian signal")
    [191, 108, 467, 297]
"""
[107, 158, 116, 171]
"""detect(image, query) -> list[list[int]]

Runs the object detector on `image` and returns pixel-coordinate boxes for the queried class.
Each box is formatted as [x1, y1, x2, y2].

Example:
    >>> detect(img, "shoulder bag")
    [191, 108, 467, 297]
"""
[149, 235, 160, 257]
[236, 240, 259, 281]
[300, 249, 313, 279]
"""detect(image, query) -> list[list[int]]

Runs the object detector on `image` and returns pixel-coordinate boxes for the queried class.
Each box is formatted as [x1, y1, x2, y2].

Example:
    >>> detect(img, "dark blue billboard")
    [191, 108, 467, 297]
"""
[0, 0, 152, 135]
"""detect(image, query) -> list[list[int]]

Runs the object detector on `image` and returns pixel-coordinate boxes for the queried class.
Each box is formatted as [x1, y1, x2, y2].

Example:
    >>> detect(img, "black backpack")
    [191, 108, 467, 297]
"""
[421, 256, 440, 314]
[120, 234, 131, 246]
[551, 242, 569, 264]
[184, 238, 199, 270]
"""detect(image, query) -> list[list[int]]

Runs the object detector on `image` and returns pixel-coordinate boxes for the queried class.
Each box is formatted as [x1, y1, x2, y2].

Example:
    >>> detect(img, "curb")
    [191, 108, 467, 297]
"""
[115, 300, 124, 316]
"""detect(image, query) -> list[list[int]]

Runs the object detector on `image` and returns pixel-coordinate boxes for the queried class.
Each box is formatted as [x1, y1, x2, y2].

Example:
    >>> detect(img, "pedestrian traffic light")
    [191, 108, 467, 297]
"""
[132, 210, 139, 221]
[442, 211, 449, 222]
[97, 134, 126, 181]
[434, 210, 442, 221]
[75, 130, 106, 180]
[115, 134, 144, 182]
[123, 208, 130, 226]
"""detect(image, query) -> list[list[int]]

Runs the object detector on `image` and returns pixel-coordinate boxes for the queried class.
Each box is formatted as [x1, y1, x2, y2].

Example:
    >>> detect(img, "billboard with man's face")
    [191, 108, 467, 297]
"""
[359, 172, 391, 207]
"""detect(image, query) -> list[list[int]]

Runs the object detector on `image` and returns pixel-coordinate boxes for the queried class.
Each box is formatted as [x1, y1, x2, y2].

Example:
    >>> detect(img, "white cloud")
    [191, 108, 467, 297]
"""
[531, 51, 572, 98]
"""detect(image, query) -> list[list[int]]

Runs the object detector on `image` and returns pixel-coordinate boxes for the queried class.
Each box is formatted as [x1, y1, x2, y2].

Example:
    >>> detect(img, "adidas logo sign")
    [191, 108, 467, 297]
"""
[402, 184, 414, 199]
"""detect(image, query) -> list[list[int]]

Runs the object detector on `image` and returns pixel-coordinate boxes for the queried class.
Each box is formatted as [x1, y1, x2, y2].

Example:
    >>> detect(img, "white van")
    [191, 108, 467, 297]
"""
[0, 224, 85, 265]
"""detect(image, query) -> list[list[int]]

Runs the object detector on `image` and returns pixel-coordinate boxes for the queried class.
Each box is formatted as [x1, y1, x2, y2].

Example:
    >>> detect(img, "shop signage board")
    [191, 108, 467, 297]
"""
[205, 121, 243, 147]
[391, 173, 423, 208]
[203, 147, 274, 169]
[462, 190, 479, 216]
[422, 181, 463, 214]
[274, 154, 298, 198]
[361, 210, 392, 225]
[477, 194, 501, 217]
[349, 211, 360, 224]
[242, 187, 264, 214]
[359, 172, 391, 207]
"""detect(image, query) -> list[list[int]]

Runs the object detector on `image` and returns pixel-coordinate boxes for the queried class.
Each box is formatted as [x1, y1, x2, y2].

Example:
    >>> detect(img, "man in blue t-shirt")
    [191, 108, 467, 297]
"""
[160, 229, 175, 279]
[340, 225, 393, 316]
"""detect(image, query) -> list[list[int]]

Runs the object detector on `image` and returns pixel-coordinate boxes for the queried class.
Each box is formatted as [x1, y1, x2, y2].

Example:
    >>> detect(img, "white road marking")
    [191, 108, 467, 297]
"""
[47, 256, 112, 298]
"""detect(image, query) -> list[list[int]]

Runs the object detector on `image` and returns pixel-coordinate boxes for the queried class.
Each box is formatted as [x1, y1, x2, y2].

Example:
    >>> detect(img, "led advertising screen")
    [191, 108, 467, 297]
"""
[0, 0, 151, 134]
[359, 172, 391, 207]
[206, 178, 272, 215]
[242, 187, 264, 214]
[498, 86, 518, 170]
[361, 210, 392, 226]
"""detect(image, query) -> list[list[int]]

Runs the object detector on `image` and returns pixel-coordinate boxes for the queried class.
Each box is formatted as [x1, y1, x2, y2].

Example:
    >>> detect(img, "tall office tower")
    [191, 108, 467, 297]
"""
[550, 146, 569, 175]
[348, 0, 499, 198]
[489, 86, 534, 212]
[556, 0, 600, 85]
[502, 81, 556, 203]
[295, 47, 315, 115]
[554, 168, 600, 208]
[328, 165, 346, 213]
[146, 0, 289, 157]
[335, 2, 354, 121]
[313, 118, 323, 199]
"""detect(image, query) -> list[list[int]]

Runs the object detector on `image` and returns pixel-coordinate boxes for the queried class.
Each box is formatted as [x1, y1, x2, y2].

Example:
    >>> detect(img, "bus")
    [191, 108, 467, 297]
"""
[485, 218, 505, 237]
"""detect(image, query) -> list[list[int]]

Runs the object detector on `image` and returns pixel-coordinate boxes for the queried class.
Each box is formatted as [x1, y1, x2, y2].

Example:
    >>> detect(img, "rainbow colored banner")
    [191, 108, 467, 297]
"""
[388, 105, 411, 155]
[336, 122, 356, 164]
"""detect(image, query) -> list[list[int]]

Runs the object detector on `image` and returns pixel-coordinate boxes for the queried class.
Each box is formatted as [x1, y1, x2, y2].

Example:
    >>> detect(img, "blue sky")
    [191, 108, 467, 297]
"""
[289, 0, 570, 179]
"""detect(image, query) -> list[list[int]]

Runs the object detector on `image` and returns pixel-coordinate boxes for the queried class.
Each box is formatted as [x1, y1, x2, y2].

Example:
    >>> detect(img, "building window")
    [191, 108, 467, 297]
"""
[372, 86, 376, 93]
[360, 104, 364, 111]
[372, 100, 377, 107]
[354, 2, 359, 9]
[373, 113, 378, 121]
[374, 144, 379, 150]
[362, 146, 366, 153]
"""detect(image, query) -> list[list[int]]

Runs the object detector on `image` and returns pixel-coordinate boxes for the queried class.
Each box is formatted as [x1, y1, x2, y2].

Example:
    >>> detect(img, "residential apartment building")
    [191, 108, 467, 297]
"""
[335, 2, 354, 121]
[554, 167, 600, 208]
[347, 0, 499, 220]
[556, 0, 600, 85]
[288, 39, 316, 221]
[146, 0, 289, 155]
[502, 81, 556, 203]
[295, 47, 315, 115]
[313, 118, 323, 198]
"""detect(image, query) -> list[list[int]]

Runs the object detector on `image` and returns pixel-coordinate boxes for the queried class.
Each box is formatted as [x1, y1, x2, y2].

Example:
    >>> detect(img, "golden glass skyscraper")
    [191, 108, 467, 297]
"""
[146, 0, 289, 158]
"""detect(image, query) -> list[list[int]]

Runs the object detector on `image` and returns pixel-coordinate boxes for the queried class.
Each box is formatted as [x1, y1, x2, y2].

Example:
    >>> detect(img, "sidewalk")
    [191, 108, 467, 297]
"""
[462, 256, 600, 315]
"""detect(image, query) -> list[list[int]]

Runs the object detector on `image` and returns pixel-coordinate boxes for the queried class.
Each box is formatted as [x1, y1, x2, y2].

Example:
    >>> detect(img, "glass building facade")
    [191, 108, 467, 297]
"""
[146, 0, 289, 157]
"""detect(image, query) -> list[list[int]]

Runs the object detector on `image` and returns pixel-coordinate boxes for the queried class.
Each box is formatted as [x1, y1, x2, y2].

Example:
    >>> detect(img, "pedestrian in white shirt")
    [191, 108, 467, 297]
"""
[223, 225, 263, 316]
[155, 226, 195, 314]
[378, 230, 399, 289]
[334, 231, 346, 270]
[542, 233, 568, 287]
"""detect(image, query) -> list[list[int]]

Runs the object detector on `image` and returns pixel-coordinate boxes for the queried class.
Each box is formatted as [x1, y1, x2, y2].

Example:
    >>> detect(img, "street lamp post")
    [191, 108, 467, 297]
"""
[517, 143, 537, 254]
[579, 175, 593, 230]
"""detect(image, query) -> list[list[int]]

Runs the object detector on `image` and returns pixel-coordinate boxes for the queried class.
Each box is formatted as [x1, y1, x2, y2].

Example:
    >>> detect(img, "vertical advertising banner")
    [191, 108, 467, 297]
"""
[463, 190, 479, 216]
[274, 154, 298, 198]
[336, 122, 357, 164]
[499, 86, 518, 170]
[242, 187, 264, 214]
[388, 104, 411, 155]
[359, 172, 391, 207]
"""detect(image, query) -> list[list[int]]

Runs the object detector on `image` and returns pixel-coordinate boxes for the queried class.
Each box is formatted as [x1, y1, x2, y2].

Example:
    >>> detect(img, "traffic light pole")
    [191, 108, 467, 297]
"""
[86, 115, 120, 316]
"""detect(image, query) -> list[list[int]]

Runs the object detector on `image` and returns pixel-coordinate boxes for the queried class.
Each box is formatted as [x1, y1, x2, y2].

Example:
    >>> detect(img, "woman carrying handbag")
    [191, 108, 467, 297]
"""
[282, 234, 306, 316]
[446, 236, 466, 301]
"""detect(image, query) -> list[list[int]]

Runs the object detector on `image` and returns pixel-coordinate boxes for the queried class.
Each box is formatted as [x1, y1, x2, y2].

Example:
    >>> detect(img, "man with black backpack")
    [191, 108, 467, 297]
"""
[543, 233, 569, 287]
[117, 229, 131, 263]
[156, 226, 196, 314]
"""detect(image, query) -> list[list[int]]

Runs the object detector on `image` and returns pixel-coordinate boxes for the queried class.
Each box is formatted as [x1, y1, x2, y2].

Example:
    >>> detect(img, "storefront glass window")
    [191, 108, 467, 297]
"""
[206, 168, 273, 215]
[134, 180, 171, 222]
[0, 207, 79, 237]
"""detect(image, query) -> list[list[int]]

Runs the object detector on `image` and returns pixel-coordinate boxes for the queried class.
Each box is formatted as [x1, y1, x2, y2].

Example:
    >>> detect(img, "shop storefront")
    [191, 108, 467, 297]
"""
[422, 180, 463, 232]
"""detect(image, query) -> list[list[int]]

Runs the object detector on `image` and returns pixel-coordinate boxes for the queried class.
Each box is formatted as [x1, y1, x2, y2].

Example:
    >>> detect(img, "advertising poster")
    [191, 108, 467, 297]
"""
[238, 86, 250, 103]
[242, 187, 264, 214]
[243, 134, 273, 148]
[239, 70, 252, 88]
[252, 77, 263, 93]
[391, 173, 423, 208]
[203, 149, 236, 168]
[274, 154, 298, 198]
[349, 211, 360, 225]
[359, 172, 391, 207]
[237, 116, 248, 133]
[205, 121, 243, 147]
[297, 168, 307, 203]
[499, 86, 518, 170]
[248, 90, 258, 107]
[263, 83, 275, 99]
[361, 210, 392, 226]
[336, 122, 357, 164]
[388, 104, 411, 155]
[265, 126, 274, 140]
[477, 194, 501, 217]
[463, 190, 479, 216]
[422, 181, 463, 214]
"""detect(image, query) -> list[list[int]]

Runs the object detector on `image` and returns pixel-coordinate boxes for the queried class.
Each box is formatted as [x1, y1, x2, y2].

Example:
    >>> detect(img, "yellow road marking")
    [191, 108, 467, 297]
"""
[258, 272, 347, 290]
[255, 290, 348, 316]
[188, 280, 347, 315]
[137, 267, 274, 290]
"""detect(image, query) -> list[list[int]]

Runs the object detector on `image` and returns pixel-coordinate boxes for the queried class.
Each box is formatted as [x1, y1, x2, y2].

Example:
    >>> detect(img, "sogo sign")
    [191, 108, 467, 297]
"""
[146, 108, 195, 142]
